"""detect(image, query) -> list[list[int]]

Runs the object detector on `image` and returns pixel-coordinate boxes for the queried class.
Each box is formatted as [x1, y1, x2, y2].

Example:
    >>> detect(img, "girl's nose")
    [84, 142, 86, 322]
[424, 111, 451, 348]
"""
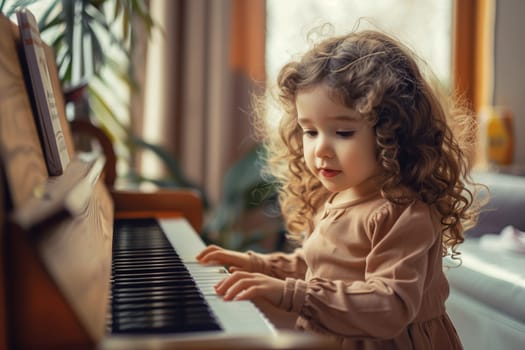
[315, 136, 333, 158]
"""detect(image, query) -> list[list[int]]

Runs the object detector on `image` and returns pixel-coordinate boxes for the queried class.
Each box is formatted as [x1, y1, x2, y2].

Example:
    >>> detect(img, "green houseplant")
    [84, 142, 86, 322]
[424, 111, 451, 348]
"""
[5, 0, 152, 85]
[202, 145, 285, 252]
[1, 0, 202, 190]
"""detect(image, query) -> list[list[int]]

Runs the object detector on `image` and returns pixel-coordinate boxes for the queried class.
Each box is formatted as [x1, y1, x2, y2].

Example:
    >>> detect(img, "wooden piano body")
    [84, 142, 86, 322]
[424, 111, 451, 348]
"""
[0, 12, 336, 350]
[0, 11, 203, 349]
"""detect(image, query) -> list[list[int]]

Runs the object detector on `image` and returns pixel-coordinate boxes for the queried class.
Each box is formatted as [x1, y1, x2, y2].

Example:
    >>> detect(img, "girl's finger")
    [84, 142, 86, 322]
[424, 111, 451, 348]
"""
[223, 277, 255, 301]
[214, 276, 229, 295]
[215, 271, 251, 297]
[214, 274, 240, 295]
[199, 251, 232, 265]
[233, 286, 260, 301]
[195, 245, 222, 260]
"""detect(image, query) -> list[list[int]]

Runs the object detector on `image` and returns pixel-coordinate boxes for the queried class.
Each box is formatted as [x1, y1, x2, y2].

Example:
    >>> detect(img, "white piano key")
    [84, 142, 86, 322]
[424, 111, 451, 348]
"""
[159, 218, 276, 336]
[160, 218, 206, 262]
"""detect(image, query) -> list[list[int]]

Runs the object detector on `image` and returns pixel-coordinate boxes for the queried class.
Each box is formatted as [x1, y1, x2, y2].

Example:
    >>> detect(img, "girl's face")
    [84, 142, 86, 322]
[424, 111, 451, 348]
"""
[296, 84, 382, 203]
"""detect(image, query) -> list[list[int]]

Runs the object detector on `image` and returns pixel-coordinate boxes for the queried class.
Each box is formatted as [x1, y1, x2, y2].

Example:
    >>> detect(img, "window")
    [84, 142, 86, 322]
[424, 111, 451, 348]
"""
[266, 0, 453, 88]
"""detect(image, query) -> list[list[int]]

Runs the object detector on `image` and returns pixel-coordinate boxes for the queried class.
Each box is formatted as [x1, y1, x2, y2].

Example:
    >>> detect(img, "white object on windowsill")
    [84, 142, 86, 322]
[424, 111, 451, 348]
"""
[479, 225, 525, 254]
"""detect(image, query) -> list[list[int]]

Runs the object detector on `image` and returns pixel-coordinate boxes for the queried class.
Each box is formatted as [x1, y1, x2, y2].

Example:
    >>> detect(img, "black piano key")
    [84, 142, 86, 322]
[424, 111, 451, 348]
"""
[112, 292, 203, 302]
[112, 293, 204, 305]
[112, 308, 220, 334]
[112, 277, 197, 289]
[111, 283, 199, 295]
[115, 311, 217, 326]
[112, 300, 209, 312]
[112, 256, 184, 265]
[114, 305, 210, 318]
[111, 284, 200, 296]
[111, 277, 194, 288]
[111, 305, 220, 333]
[112, 288, 205, 298]
[112, 247, 175, 257]
[112, 287, 198, 298]
[112, 266, 189, 275]
[113, 320, 221, 334]
[112, 265, 189, 276]
[109, 218, 222, 335]
[112, 269, 191, 280]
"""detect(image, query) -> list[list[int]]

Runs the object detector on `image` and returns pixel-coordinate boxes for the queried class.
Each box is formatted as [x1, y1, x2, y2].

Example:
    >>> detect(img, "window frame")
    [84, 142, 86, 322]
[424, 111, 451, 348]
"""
[453, 0, 494, 113]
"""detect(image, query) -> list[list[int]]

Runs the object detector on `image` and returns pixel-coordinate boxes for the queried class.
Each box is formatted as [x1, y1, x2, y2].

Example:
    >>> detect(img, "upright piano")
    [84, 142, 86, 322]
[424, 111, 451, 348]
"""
[0, 11, 335, 350]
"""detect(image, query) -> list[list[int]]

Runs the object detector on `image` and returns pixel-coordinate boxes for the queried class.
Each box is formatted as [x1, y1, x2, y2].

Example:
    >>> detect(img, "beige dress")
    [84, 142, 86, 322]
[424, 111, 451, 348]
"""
[248, 192, 463, 350]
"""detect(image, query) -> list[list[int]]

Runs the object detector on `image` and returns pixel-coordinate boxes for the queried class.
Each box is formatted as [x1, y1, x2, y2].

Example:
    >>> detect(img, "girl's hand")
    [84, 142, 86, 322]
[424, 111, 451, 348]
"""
[195, 245, 252, 272]
[215, 271, 284, 307]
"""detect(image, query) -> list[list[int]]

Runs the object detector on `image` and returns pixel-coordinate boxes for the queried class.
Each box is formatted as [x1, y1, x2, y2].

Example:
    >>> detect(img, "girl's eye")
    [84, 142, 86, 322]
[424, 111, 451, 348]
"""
[336, 131, 355, 138]
[303, 130, 317, 137]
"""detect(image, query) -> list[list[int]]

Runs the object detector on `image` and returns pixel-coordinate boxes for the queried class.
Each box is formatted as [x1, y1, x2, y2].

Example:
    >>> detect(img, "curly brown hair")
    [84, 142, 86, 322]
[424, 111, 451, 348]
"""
[257, 30, 481, 258]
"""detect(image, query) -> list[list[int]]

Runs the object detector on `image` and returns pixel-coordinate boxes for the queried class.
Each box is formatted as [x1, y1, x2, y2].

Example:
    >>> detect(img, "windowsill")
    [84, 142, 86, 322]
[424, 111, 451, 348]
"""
[473, 163, 525, 177]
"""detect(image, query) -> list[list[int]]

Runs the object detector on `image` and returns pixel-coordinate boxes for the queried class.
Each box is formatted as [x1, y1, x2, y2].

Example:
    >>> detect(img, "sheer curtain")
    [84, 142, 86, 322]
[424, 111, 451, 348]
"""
[132, 0, 266, 205]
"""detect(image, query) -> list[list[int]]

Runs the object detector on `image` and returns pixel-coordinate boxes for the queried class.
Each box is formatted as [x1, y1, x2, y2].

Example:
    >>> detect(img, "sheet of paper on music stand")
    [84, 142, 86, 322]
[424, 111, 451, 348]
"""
[16, 8, 70, 175]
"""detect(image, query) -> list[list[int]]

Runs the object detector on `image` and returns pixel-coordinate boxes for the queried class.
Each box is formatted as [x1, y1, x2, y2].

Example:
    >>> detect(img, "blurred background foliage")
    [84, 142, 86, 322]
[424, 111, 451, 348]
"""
[1, 0, 284, 252]
[202, 145, 285, 252]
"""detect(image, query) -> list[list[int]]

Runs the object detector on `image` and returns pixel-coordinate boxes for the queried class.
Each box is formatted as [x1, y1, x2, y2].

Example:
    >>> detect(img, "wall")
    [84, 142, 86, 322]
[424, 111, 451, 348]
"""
[493, 0, 525, 166]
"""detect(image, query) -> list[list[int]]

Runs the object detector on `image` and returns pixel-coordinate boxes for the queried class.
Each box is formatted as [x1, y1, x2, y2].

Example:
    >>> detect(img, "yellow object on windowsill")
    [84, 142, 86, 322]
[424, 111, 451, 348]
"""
[480, 107, 514, 166]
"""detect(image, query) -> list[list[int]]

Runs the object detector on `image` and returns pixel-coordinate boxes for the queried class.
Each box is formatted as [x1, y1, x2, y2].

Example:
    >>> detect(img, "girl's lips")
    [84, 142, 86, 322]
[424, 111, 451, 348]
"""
[319, 168, 341, 178]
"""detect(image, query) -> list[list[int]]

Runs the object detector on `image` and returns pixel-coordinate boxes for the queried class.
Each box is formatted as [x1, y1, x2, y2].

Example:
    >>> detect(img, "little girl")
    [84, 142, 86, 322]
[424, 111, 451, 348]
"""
[197, 30, 480, 349]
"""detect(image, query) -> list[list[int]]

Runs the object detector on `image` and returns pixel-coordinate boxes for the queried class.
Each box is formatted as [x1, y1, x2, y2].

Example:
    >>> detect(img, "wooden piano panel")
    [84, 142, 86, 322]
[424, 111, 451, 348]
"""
[0, 165, 6, 350]
[0, 13, 114, 349]
[0, 15, 48, 208]
[7, 176, 113, 348]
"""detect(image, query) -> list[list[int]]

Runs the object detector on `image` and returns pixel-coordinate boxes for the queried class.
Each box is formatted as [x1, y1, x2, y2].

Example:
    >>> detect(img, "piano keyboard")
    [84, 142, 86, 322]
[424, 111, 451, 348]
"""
[109, 217, 275, 338]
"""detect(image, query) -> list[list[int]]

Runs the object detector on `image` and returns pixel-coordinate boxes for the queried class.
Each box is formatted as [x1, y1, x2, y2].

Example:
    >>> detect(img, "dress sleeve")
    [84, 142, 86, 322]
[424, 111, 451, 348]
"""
[279, 201, 440, 339]
[247, 248, 308, 280]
